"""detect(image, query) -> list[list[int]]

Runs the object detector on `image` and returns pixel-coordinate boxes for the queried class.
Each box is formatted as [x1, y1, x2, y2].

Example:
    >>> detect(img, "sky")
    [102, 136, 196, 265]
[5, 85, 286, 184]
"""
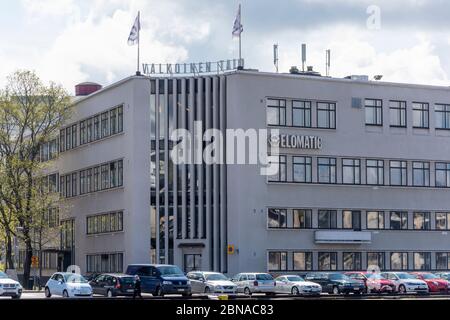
[1, 0, 450, 93]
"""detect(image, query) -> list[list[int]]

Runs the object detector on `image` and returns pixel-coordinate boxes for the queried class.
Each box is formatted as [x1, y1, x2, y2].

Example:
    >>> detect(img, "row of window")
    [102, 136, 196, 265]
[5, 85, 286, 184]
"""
[267, 98, 336, 129]
[38, 138, 59, 162]
[268, 208, 450, 231]
[267, 98, 450, 130]
[17, 250, 58, 270]
[269, 155, 450, 187]
[59, 105, 123, 153]
[86, 252, 124, 273]
[267, 251, 448, 272]
[60, 159, 123, 198]
[86, 211, 124, 235]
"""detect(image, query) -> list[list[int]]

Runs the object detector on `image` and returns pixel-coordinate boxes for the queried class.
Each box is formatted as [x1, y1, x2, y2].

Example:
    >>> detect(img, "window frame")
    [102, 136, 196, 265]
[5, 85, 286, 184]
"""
[365, 99, 383, 126]
[316, 102, 336, 129]
[389, 100, 407, 128]
[317, 157, 337, 184]
[412, 102, 429, 129]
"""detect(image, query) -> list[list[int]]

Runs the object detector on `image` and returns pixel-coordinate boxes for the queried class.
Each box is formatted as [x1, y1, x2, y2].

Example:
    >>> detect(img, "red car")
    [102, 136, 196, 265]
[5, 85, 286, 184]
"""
[345, 272, 396, 294]
[411, 272, 449, 293]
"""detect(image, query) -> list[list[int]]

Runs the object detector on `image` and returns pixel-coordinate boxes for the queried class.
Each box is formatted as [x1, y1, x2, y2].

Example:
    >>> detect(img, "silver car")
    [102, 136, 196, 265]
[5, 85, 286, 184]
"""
[274, 275, 322, 296]
[231, 273, 276, 295]
[187, 271, 237, 294]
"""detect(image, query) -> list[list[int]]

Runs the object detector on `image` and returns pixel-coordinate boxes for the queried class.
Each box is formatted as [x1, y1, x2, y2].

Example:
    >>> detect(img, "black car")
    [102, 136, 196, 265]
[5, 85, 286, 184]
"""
[89, 273, 136, 297]
[305, 272, 365, 295]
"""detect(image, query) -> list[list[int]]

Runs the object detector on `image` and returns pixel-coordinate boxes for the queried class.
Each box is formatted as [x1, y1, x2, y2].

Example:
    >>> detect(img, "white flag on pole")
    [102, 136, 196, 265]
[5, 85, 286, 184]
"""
[232, 4, 243, 38]
[128, 12, 141, 46]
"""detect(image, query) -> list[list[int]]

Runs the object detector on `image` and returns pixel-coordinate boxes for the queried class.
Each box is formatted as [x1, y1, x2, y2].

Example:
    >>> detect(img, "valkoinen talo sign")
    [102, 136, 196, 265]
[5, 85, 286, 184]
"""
[142, 59, 244, 76]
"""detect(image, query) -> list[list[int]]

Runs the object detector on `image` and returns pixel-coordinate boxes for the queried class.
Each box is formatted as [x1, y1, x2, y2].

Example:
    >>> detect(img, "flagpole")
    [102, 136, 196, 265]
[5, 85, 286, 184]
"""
[136, 11, 141, 75]
[238, 4, 242, 69]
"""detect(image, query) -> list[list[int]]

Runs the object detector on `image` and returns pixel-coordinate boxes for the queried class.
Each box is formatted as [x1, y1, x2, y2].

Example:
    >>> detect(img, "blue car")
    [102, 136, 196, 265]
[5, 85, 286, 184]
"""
[125, 264, 192, 296]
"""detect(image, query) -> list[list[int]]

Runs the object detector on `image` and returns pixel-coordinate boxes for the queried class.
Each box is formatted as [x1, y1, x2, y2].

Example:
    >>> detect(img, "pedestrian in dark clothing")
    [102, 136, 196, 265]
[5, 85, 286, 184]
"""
[133, 275, 142, 299]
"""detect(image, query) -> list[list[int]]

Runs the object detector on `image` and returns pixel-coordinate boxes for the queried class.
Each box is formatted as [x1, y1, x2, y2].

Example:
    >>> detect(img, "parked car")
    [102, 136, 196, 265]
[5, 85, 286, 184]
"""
[380, 272, 429, 294]
[434, 272, 450, 281]
[45, 272, 92, 298]
[305, 272, 365, 295]
[274, 275, 322, 296]
[83, 273, 100, 282]
[126, 264, 191, 296]
[89, 273, 137, 297]
[345, 272, 396, 294]
[231, 273, 276, 295]
[187, 271, 237, 294]
[410, 272, 449, 293]
[0, 271, 22, 299]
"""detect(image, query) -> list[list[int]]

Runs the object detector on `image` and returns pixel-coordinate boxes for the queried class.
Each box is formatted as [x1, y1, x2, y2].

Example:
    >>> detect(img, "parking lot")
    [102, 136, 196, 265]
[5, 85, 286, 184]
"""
[8, 291, 450, 300]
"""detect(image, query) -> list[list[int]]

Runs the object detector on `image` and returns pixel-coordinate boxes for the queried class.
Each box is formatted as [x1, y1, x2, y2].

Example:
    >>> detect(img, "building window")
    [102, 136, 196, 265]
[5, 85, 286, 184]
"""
[367, 211, 384, 229]
[266, 98, 286, 126]
[292, 100, 311, 127]
[435, 104, 450, 129]
[268, 155, 286, 182]
[80, 120, 87, 145]
[343, 252, 362, 271]
[365, 99, 383, 126]
[71, 124, 78, 148]
[293, 209, 312, 229]
[71, 172, 78, 196]
[342, 210, 361, 230]
[390, 252, 408, 270]
[436, 212, 450, 230]
[317, 157, 336, 184]
[118, 105, 123, 133]
[293, 252, 312, 271]
[366, 159, 384, 185]
[412, 162, 430, 187]
[390, 211, 408, 230]
[87, 211, 123, 235]
[414, 252, 431, 270]
[389, 100, 407, 127]
[389, 161, 407, 186]
[318, 252, 337, 271]
[60, 219, 75, 250]
[86, 253, 123, 273]
[367, 252, 385, 270]
[436, 162, 450, 187]
[317, 102, 336, 129]
[342, 159, 360, 184]
[293, 156, 312, 183]
[101, 112, 109, 137]
[184, 254, 201, 273]
[110, 108, 118, 135]
[268, 251, 287, 271]
[267, 209, 287, 228]
[436, 253, 450, 270]
[412, 102, 429, 128]
[318, 210, 337, 229]
[413, 212, 430, 230]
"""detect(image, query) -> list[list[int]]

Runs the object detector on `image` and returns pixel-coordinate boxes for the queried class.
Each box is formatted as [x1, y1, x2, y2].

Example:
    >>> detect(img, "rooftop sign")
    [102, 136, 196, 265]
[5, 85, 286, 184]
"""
[142, 59, 244, 76]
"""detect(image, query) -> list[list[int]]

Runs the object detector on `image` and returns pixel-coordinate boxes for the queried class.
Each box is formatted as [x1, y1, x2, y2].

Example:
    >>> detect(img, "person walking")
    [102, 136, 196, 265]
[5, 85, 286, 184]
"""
[133, 275, 142, 299]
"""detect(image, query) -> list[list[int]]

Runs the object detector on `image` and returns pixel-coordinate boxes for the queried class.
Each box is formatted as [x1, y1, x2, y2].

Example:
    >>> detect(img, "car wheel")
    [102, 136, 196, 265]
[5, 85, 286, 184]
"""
[398, 285, 406, 294]
[291, 286, 300, 296]
[204, 287, 211, 294]
[107, 289, 113, 298]
[156, 286, 164, 297]
[332, 286, 340, 295]
[45, 287, 51, 298]
[244, 287, 251, 296]
[63, 290, 69, 298]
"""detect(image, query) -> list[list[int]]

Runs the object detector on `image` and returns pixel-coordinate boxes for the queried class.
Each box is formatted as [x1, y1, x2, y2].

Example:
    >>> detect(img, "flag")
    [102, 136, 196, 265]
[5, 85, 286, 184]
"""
[128, 12, 140, 46]
[232, 4, 243, 38]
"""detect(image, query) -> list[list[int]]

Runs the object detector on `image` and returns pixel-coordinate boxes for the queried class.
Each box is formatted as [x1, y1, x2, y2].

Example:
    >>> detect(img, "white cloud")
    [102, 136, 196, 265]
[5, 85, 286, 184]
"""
[21, 0, 76, 17]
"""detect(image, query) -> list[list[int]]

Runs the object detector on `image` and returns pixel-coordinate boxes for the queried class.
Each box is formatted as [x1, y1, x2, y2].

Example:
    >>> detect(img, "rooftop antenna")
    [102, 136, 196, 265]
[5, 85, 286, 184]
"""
[273, 44, 279, 73]
[326, 49, 331, 77]
[301, 43, 307, 72]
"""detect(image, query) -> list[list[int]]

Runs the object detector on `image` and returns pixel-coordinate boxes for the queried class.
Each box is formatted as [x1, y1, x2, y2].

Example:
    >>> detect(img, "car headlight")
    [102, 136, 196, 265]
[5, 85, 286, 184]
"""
[214, 286, 223, 290]
[187, 280, 191, 285]
[162, 281, 172, 285]
[432, 281, 439, 286]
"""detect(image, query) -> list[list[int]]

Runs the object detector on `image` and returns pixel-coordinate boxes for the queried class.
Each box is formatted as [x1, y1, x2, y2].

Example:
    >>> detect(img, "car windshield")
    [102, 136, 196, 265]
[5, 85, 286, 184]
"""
[158, 266, 184, 276]
[205, 273, 228, 281]
[421, 274, 439, 279]
[397, 273, 415, 280]
[256, 274, 273, 281]
[367, 274, 384, 280]
[286, 276, 305, 282]
[0, 272, 8, 279]
[329, 274, 350, 280]
[64, 274, 88, 283]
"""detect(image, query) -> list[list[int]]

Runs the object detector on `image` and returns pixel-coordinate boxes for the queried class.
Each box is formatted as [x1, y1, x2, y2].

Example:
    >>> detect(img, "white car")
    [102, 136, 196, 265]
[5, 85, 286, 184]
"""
[0, 271, 22, 299]
[45, 272, 93, 298]
[187, 271, 237, 294]
[231, 273, 276, 295]
[381, 272, 429, 294]
[274, 275, 322, 296]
